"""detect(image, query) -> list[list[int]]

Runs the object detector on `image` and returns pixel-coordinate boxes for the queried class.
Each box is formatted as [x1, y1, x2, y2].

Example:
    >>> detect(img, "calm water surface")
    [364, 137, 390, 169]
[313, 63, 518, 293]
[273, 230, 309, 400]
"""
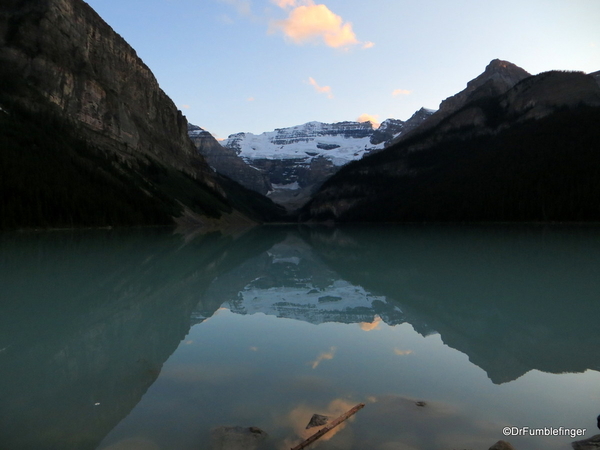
[1, 225, 599, 450]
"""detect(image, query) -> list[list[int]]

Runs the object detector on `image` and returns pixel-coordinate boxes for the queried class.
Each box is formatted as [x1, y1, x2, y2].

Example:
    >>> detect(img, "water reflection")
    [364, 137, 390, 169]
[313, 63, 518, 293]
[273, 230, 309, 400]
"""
[1, 225, 599, 449]
[202, 224, 600, 384]
[0, 228, 283, 450]
[299, 224, 600, 384]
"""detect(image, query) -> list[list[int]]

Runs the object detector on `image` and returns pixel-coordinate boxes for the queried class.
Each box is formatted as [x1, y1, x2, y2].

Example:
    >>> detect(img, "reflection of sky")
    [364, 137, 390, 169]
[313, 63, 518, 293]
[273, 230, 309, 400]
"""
[98, 309, 600, 450]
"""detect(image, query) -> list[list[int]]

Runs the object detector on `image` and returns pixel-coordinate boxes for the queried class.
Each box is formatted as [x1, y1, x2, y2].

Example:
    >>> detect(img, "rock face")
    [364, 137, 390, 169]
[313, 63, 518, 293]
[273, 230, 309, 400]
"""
[389, 59, 531, 146]
[188, 124, 272, 195]
[0, 0, 213, 182]
[301, 61, 600, 223]
[0, 0, 285, 228]
[214, 114, 434, 210]
[370, 108, 435, 145]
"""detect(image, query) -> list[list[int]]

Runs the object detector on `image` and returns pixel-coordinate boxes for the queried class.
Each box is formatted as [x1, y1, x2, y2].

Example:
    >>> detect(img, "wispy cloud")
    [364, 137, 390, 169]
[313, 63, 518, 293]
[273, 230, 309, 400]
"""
[270, 0, 368, 49]
[220, 14, 235, 24]
[272, 0, 297, 8]
[356, 113, 380, 129]
[308, 77, 333, 99]
[219, 0, 253, 17]
[394, 348, 413, 356]
[247, 96, 255, 101]
[392, 88, 412, 97]
[309, 346, 336, 369]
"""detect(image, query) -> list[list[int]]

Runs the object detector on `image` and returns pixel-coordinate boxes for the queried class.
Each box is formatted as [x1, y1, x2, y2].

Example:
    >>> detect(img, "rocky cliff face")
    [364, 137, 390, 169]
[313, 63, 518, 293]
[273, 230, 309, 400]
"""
[188, 124, 272, 195]
[389, 59, 531, 146]
[0, 0, 215, 182]
[0, 0, 286, 228]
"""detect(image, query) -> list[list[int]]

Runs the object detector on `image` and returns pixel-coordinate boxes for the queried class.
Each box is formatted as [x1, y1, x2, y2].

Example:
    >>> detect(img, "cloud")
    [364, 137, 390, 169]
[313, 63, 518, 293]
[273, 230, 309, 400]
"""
[394, 348, 414, 356]
[308, 77, 333, 99]
[359, 315, 382, 331]
[247, 96, 255, 101]
[220, 14, 235, 24]
[180, 104, 191, 109]
[270, 1, 362, 49]
[220, 0, 253, 17]
[357, 113, 380, 129]
[362, 41, 375, 49]
[272, 0, 297, 8]
[309, 346, 336, 369]
[392, 88, 412, 97]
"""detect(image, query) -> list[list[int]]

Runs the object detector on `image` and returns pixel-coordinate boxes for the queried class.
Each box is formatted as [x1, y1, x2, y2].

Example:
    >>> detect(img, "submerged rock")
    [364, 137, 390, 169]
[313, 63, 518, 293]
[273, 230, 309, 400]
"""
[210, 426, 268, 450]
[489, 440, 516, 450]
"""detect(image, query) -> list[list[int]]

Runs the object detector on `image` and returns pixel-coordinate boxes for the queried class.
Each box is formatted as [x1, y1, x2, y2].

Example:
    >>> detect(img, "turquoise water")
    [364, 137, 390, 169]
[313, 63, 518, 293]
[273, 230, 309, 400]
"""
[1, 225, 599, 449]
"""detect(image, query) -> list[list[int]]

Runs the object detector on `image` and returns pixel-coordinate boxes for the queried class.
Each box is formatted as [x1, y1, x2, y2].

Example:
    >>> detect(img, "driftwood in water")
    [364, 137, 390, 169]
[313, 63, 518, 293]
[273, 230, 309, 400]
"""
[290, 403, 365, 450]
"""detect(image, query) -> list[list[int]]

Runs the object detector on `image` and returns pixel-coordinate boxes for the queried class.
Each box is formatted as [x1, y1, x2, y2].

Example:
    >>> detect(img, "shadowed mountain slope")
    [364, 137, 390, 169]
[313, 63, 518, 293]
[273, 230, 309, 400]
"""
[0, 0, 285, 229]
[301, 65, 600, 223]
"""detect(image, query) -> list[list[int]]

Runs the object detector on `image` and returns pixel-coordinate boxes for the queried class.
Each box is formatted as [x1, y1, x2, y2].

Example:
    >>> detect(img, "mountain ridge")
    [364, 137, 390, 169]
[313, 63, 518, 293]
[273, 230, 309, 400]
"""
[190, 109, 435, 210]
[300, 63, 600, 223]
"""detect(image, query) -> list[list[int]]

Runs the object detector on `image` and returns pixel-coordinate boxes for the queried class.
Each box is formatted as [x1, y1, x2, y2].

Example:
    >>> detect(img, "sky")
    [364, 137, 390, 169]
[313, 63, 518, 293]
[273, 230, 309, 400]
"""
[84, 0, 600, 140]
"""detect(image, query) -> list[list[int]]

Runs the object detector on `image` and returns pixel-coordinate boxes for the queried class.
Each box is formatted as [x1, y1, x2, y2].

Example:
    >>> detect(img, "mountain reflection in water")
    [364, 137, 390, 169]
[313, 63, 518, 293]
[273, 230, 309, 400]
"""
[1, 225, 599, 450]
[0, 227, 283, 449]
[203, 225, 600, 384]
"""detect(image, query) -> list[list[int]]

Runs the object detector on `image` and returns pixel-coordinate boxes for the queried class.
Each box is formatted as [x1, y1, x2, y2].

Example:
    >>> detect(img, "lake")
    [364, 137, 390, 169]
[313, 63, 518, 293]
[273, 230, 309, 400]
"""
[1, 224, 599, 450]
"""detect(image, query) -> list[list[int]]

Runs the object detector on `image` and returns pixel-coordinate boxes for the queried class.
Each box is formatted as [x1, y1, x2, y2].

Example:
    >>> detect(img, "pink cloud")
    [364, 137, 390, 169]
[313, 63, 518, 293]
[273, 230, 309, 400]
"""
[357, 113, 380, 129]
[308, 77, 333, 99]
[270, 1, 362, 49]
[392, 88, 412, 96]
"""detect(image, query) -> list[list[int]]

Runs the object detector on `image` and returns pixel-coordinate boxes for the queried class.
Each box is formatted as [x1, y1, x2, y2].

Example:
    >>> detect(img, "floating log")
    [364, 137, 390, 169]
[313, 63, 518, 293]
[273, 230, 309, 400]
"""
[290, 403, 365, 450]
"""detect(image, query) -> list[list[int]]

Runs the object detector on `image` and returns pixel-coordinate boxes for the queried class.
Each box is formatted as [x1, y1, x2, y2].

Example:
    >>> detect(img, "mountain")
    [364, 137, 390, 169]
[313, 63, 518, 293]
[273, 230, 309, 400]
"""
[301, 61, 600, 223]
[209, 110, 434, 210]
[188, 124, 271, 195]
[0, 0, 284, 229]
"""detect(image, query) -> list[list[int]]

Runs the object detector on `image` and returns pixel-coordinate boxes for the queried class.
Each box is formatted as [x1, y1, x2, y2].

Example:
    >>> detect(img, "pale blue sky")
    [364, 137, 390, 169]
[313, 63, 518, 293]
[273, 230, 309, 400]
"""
[85, 0, 600, 140]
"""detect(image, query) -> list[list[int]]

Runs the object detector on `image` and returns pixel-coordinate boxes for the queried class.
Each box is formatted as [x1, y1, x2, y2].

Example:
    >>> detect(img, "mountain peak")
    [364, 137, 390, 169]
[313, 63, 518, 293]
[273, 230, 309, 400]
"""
[470, 59, 531, 90]
[395, 59, 530, 139]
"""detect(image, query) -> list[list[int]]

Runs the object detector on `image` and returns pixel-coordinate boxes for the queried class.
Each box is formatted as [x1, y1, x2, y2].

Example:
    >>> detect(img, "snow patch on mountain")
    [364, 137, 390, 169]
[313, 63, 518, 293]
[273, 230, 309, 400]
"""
[222, 121, 385, 166]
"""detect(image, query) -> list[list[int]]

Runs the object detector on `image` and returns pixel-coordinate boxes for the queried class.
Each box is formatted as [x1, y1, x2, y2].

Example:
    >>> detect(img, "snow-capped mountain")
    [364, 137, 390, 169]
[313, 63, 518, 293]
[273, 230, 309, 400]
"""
[198, 109, 435, 210]
[223, 120, 380, 167]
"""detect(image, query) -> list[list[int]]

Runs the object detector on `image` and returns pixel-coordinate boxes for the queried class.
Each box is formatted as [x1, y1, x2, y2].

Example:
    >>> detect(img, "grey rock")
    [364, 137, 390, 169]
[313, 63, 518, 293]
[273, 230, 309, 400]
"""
[306, 414, 329, 429]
